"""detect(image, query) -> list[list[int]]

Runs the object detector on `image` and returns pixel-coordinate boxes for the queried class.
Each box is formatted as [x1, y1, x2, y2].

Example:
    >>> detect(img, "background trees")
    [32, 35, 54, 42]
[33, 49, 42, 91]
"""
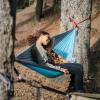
[35, 0, 43, 21]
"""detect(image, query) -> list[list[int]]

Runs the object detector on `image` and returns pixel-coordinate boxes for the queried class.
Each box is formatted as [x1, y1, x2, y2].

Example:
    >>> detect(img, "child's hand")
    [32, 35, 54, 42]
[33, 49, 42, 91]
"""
[60, 68, 69, 75]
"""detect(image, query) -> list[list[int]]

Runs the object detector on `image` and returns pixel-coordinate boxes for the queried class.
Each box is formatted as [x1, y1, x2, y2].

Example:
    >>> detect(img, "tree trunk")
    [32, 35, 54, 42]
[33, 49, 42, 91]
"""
[53, 0, 60, 12]
[10, 0, 18, 40]
[0, 0, 14, 99]
[53, 0, 58, 8]
[53, 0, 60, 8]
[61, 0, 92, 78]
[35, 0, 43, 21]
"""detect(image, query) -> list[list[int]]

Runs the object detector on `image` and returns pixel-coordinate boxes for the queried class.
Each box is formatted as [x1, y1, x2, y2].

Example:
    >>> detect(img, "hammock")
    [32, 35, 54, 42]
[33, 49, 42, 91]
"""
[15, 28, 77, 78]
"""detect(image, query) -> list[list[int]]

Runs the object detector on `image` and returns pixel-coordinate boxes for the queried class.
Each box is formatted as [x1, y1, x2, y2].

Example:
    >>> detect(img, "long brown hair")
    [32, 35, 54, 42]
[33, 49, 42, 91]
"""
[27, 30, 50, 45]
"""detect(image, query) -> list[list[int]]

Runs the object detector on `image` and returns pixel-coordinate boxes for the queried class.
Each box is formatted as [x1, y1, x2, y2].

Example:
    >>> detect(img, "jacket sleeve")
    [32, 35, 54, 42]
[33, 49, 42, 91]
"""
[36, 49, 47, 65]
[45, 62, 61, 71]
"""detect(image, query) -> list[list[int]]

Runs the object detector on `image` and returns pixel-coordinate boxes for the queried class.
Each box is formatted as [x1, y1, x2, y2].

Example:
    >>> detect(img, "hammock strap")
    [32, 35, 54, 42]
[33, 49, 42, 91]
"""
[69, 16, 90, 27]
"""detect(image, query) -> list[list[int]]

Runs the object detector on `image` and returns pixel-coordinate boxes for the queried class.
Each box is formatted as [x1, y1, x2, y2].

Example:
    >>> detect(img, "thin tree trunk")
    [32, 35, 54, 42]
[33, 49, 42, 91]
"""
[35, 0, 43, 21]
[10, 0, 18, 40]
[53, 0, 61, 12]
[61, 0, 92, 78]
[0, 0, 14, 99]
[53, 0, 57, 8]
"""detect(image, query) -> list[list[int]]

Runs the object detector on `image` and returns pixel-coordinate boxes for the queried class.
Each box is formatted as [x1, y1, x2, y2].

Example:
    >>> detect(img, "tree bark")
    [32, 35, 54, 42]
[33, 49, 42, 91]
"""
[35, 0, 43, 21]
[61, 0, 92, 78]
[0, 0, 14, 99]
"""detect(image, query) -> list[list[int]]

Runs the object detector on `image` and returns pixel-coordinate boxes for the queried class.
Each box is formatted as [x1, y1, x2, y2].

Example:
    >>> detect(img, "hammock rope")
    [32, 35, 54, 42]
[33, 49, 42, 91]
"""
[69, 16, 90, 27]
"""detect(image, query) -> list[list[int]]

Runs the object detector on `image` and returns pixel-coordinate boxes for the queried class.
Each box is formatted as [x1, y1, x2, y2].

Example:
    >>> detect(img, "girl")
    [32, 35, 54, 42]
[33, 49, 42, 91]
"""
[27, 30, 84, 92]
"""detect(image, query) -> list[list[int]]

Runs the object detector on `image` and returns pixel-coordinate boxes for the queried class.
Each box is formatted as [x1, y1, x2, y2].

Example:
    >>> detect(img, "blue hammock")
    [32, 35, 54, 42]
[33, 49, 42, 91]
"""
[52, 28, 77, 61]
[15, 28, 77, 78]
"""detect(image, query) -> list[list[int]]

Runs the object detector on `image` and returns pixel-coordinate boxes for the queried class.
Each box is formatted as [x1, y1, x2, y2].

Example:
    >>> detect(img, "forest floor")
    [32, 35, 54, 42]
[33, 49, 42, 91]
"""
[12, 0, 100, 99]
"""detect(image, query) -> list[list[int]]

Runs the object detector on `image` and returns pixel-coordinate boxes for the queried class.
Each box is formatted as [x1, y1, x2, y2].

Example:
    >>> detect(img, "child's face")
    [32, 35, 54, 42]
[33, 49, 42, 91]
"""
[41, 34, 50, 46]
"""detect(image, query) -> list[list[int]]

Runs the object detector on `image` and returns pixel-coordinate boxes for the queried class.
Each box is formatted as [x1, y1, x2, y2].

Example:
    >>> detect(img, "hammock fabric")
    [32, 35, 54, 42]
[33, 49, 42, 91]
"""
[52, 28, 77, 61]
[15, 28, 77, 78]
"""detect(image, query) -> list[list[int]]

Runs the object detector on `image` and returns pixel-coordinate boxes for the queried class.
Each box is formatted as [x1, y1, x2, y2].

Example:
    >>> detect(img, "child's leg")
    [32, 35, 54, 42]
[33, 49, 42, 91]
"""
[57, 63, 84, 91]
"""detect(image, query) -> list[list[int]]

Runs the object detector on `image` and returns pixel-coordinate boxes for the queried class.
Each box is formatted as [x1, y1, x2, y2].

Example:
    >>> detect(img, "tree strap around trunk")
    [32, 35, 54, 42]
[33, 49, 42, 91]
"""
[69, 16, 90, 28]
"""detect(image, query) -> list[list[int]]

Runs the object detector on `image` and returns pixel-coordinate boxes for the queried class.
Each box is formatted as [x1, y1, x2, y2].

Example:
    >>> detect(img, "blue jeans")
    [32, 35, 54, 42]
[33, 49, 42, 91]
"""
[57, 63, 84, 91]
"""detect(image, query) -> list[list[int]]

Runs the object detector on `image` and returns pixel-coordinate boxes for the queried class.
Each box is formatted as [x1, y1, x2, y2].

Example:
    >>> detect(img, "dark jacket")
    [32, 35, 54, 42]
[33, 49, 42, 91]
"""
[32, 43, 61, 70]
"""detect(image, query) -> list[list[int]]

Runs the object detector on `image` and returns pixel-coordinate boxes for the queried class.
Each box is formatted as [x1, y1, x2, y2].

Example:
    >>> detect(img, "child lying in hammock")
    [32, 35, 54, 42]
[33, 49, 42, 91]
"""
[27, 30, 84, 92]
